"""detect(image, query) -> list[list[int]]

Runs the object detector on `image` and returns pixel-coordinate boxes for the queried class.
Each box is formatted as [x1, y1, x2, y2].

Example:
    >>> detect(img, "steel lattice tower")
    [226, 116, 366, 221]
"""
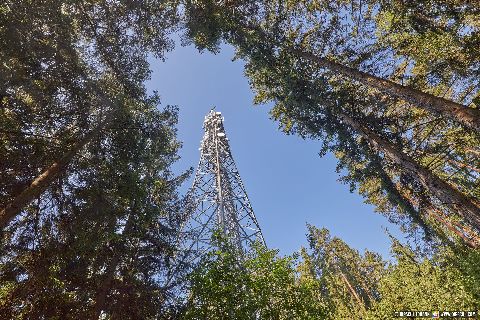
[179, 110, 265, 261]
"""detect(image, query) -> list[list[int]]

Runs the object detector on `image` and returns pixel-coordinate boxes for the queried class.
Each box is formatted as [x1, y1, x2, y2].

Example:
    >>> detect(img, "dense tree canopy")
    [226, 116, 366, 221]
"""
[1, 1, 187, 318]
[184, 227, 480, 320]
[183, 234, 328, 319]
[1, 0, 179, 226]
[2, 0, 479, 318]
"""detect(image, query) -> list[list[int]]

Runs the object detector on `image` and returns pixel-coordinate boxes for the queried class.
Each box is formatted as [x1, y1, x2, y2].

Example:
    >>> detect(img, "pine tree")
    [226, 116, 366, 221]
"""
[0, 0, 179, 228]
[1, 1, 187, 317]
[367, 241, 480, 319]
[184, 0, 480, 131]
[301, 226, 385, 319]
[0, 100, 187, 318]
[301, 226, 480, 320]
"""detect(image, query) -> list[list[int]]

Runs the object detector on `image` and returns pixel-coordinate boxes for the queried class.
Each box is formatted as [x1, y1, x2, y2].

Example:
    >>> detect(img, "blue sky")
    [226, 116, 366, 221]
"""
[147, 41, 405, 258]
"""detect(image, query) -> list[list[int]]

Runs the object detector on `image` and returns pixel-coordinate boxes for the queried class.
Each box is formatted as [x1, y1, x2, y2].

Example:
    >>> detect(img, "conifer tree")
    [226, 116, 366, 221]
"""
[301, 226, 479, 320]
[1, 1, 187, 317]
[0, 0, 179, 228]
[184, 0, 480, 131]
[301, 226, 385, 319]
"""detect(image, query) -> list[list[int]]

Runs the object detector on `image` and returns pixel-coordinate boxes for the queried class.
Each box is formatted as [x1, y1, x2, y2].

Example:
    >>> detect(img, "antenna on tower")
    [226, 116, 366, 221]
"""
[176, 110, 265, 268]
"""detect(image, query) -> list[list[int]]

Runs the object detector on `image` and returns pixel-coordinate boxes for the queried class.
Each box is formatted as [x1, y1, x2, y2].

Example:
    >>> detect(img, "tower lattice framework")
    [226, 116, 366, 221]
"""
[179, 110, 265, 261]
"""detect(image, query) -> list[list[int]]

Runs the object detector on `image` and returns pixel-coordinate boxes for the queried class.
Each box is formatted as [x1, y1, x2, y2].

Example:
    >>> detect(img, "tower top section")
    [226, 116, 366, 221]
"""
[204, 110, 223, 124]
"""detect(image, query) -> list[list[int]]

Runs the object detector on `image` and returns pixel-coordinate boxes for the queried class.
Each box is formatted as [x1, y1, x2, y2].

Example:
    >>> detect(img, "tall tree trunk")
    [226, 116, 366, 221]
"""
[234, 21, 480, 131]
[290, 48, 480, 132]
[338, 113, 480, 230]
[338, 270, 366, 311]
[375, 162, 435, 239]
[426, 205, 480, 249]
[378, 158, 479, 248]
[395, 182, 479, 248]
[0, 112, 115, 229]
[447, 158, 480, 174]
[91, 212, 135, 319]
[92, 254, 121, 319]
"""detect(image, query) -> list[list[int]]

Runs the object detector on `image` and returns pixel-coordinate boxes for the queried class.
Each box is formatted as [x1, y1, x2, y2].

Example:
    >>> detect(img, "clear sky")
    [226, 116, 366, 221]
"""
[147, 40, 405, 258]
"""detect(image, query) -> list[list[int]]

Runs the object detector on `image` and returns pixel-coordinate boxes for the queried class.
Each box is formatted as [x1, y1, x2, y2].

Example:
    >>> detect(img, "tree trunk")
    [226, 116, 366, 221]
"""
[91, 254, 121, 319]
[427, 205, 480, 249]
[375, 162, 435, 239]
[447, 158, 480, 174]
[290, 48, 480, 132]
[396, 183, 479, 248]
[338, 270, 366, 311]
[91, 212, 135, 319]
[338, 113, 480, 230]
[378, 159, 479, 248]
[234, 20, 480, 131]
[0, 112, 115, 229]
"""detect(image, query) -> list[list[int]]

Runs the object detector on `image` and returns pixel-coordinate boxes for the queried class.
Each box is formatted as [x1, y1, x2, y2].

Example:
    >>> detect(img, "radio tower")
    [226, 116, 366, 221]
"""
[178, 110, 265, 263]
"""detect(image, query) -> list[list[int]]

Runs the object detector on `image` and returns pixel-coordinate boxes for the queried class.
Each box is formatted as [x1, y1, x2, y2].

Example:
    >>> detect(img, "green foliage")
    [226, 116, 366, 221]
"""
[303, 226, 480, 320]
[0, 0, 179, 209]
[375, 0, 480, 100]
[2, 0, 480, 317]
[0, 0, 186, 318]
[367, 243, 480, 319]
[183, 235, 327, 319]
[185, 227, 480, 320]
[302, 226, 385, 319]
